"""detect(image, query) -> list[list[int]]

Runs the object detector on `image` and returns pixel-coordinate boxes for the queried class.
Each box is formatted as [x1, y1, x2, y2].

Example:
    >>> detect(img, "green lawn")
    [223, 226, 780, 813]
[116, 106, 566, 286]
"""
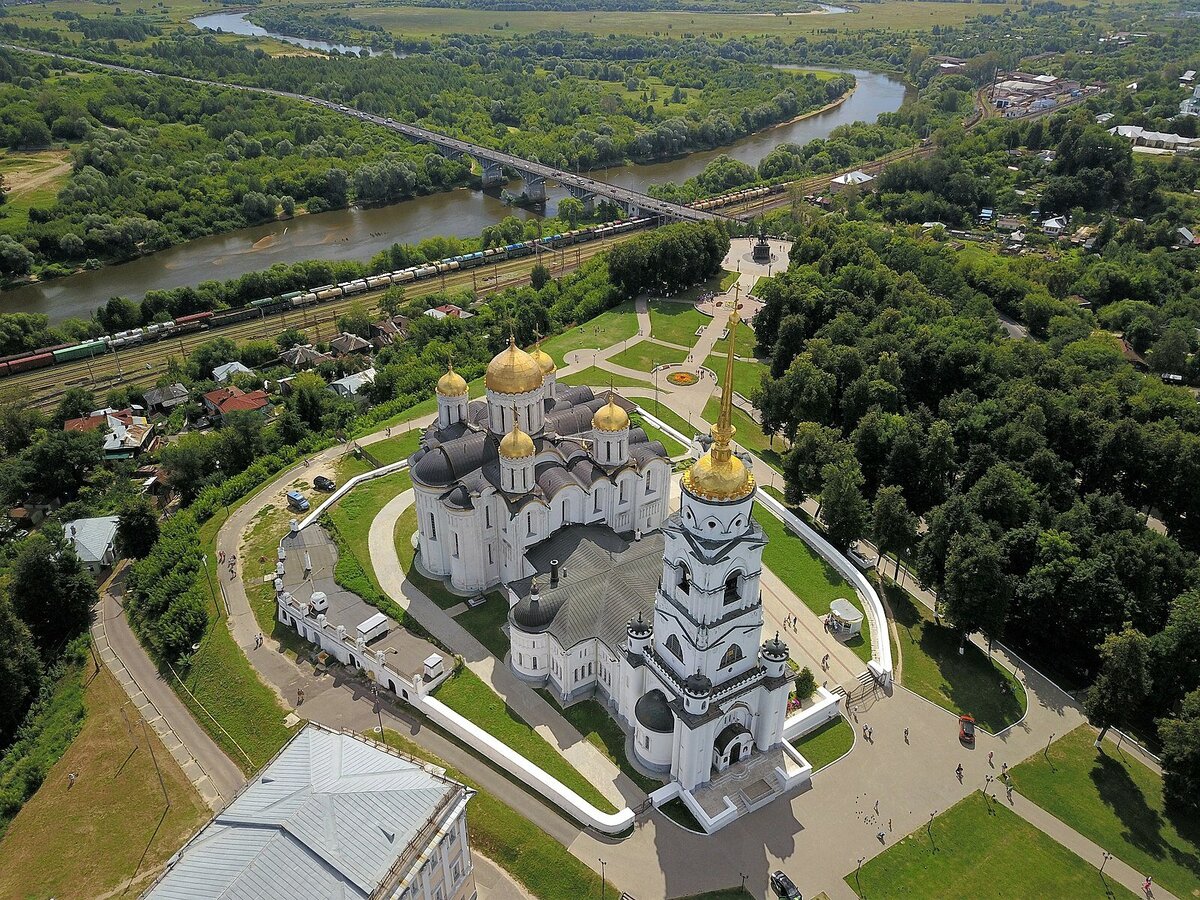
[849, 792, 1140, 899]
[380, 729, 610, 900]
[702, 394, 776, 457]
[539, 301, 638, 367]
[634, 403, 700, 445]
[659, 796, 704, 832]
[609, 339, 690, 373]
[711, 319, 760, 358]
[885, 582, 1026, 733]
[630, 412, 688, 456]
[559, 365, 651, 390]
[704, 352, 768, 397]
[394, 503, 475, 610]
[1012, 725, 1200, 898]
[535, 691, 662, 795]
[754, 493, 871, 663]
[791, 716, 855, 770]
[454, 595, 511, 660]
[648, 299, 710, 347]
[432, 669, 618, 814]
[365, 428, 423, 465]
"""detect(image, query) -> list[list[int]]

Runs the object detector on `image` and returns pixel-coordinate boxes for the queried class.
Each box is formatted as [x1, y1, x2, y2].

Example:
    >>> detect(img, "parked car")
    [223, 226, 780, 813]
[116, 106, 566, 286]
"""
[959, 714, 976, 745]
[314, 475, 336, 492]
[286, 490, 310, 512]
[770, 871, 802, 899]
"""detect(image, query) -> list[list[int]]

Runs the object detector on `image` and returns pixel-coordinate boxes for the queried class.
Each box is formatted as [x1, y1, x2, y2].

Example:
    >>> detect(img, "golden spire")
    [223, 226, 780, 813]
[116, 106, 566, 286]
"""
[711, 301, 740, 459]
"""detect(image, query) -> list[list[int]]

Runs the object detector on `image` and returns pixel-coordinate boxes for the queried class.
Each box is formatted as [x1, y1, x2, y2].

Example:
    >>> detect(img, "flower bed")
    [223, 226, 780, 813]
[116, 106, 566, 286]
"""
[667, 371, 698, 386]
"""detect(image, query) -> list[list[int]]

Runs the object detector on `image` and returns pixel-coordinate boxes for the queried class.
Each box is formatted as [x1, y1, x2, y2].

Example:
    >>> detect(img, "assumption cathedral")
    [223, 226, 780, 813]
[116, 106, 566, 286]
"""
[409, 308, 795, 802]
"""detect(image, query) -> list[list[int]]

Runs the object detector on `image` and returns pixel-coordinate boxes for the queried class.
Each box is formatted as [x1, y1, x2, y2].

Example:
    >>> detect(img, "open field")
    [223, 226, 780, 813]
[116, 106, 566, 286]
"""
[0, 150, 72, 233]
[791, 715, 855, 770]
[431, 668, 618, 814]
[701, 394, 775, 457]
[648, 299, 710, 347]
[610, 338, 689, 372]
[1012, 725, 1200, 898]
[539, 301, 639, 367]
[849, 792, 1139, 899]
[0, 666, 208, 900]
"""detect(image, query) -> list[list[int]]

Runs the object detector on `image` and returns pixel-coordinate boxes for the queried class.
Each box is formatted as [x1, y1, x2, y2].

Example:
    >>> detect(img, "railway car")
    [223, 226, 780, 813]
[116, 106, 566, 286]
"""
[9, 352, 54, 374]
[280, 290, 304, 303]
[414, 265, 438, 279]
[293, 292, 319, 307]
[53, 340, 107, 364]
[315, 286, 342, 301]
[458, 251, 486, 269]
[366, 274, 392, 290]
[391, 269, 416, 283]
[174, 311, 215, 326]
[210, 307, 262, 327]
[342, 279, 368, 295]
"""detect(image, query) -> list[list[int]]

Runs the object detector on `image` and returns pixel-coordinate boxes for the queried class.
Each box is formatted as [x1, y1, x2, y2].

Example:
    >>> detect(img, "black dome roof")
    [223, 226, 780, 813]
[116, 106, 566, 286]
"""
[634, 690, 675, 733]
[762, 631, 789, 658]
[684, 671, 712, 696]
[510, 590, 563, 632]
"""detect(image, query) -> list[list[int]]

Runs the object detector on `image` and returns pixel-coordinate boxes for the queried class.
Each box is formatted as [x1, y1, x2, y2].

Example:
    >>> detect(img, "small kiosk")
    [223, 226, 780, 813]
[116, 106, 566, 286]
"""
[827, 597, 863, 639]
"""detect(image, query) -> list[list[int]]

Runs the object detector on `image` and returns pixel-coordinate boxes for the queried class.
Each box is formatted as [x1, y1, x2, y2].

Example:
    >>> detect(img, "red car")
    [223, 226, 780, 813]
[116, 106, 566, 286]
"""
[959, 714, 976, 744]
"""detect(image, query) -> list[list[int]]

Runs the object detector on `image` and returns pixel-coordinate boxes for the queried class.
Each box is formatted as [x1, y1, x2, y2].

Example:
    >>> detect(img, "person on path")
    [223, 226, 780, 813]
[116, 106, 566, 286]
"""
[904, 727, 909, 743]
[68, 772, 77, 788]
[874, 799, 879, 814]
[1001, 762, 1008, 777]
[988, 750, 994, 766]
[956, 764, 964, 782]
[877, 831, 885, 843]
[1144, 875, 1153, 896]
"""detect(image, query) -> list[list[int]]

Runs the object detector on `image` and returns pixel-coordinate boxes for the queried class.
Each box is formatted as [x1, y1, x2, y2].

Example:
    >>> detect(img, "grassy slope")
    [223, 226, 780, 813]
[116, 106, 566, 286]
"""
[1012, 725, 1200, 898]
[791, 715, 855, 770]
[754, 493, 871, 663]
[539, 301, 639, 367]
[0, 667, 208, 900]
[454, 595, 511, 659]
[432, 669, 618, 814]
[630, 412, 688, 455]
[885, 582, 1026, 733]
[380, 729, 608, 899]
[609, 338, 689, 372]
[849, 792, 1139, 899]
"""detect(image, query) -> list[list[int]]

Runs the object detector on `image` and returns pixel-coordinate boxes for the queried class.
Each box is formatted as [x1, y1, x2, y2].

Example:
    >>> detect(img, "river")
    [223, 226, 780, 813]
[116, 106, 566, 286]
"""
[4, 31, 907, 322]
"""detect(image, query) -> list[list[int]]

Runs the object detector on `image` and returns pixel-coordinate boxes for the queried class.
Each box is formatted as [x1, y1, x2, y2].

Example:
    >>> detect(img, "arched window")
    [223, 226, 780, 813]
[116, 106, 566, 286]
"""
[677, 565, 690, 594]
[724, 571, 741, 605]
[665, 633, 683, 661]
[720, 644, 744, 668]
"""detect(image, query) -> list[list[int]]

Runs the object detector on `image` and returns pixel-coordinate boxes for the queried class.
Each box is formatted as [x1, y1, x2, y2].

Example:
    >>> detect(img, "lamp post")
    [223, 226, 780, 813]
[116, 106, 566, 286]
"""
[1045, 732, 1055, 760]
[1101, 851, 1113, 875]
[855, 856, 865, 896]
[599, 858, 606, 900]
[371, 682, 384, 738]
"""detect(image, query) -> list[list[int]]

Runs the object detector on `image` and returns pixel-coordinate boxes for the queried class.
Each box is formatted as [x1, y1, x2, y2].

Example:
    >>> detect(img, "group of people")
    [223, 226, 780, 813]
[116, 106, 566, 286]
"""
[218, 549, 236, 580]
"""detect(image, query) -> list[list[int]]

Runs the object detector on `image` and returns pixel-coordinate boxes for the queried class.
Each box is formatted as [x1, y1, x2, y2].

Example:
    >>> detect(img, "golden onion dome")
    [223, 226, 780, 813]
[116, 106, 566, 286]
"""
[592, 394, 630, 433]
[498, 420, 536, 460]
[531, 345, 556, 375]
[486, 336, 544, 395]
[436, 362, 468, 397]
[682, 450, 755, 502]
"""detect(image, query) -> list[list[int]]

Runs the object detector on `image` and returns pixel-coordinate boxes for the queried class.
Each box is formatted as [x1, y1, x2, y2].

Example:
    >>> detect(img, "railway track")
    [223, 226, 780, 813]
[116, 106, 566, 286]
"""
[1, 237, 620, 410]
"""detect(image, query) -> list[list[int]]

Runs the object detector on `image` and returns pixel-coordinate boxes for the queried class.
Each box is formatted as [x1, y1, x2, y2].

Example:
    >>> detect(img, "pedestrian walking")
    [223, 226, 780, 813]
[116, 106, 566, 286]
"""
[1001, 762, 1008, 776]
[68, 772, 77, 788]
[1144, 875, 1152, 895]
[874, 799, 879, 814]
[956, 764, 964, 781]
[988, 750, 994, 766]
[888, 818, 892, 832]
[904, 727, 909, 744]
[867, 725, 874, 741]
[863, 723, 868, 738]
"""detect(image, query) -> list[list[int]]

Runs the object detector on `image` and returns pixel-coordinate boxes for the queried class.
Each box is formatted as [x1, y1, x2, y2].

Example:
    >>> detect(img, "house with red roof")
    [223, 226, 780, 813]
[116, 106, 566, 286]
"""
[202, 385, 270, 422]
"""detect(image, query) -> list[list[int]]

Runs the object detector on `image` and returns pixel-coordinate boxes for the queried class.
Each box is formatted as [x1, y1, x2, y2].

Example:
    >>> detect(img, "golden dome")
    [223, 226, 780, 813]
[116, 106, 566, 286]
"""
[486, 336, 544, 395]
[499, 420, 536, 460]
[682, 450, 755, 502]
[592, 393, 629, 432]
[436, 362, 468, 397]
[531, 345, 556, 375]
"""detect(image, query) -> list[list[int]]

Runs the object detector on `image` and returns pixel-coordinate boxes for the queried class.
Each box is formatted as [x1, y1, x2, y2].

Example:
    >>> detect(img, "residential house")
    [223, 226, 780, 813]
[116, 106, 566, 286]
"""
[143, 723, 478, 900]
[1118, 336, 1149, 371]
[369, 314, 409, 350]
[329, 332, 372, 357]
[279, 344, 333, 370]
[328, 367, 376, 400]
[1110, 124, 1200, 152]
[65, 408, 157, 460]
[212, 361, 254, 383]
[64, 515, 120, 573]
[202, 385, 270, 422]
[1177, 226, 1198, 247]
[1182, 85, 1200, 117]
[996, 214, 1022, 231]
[142, 383, 190, 414]
[423, 304, 472, 320]
[1042, 215, 1068, 237]
[828, 170, 876, 193]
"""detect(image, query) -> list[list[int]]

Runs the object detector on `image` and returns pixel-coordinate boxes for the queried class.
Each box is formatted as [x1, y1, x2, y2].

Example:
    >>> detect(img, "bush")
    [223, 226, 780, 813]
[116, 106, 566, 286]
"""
[794, 666, 816, 700]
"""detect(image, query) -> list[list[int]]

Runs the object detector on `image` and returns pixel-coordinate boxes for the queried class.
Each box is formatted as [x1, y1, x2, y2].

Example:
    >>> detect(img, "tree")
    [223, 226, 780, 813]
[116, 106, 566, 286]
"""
[21, 429, 102, 501]
[558, 196, 585, 229]
[1085, 625, 1153, 746]
[942, 530, 1010, 649]
[10, 529, 97, 660]
[380, 285, 405, 316]
[54, 387, 96, 425]
[530, 262, 551, 291]
[289, 372, 330, 431]
[820, 458, 869, 551]
[872, 485, 917, 581]
[782, 422, 847, 507]
[1159, 688, 1200, 815]
[160, 432, 219, 503]
[0, 403, 46, 454]
[337, 302, 372, 338]
[1154, 590, 1200, 714]
[0, 234, 34, 276]
[117, 496, 160, 559]
[0, 595, 43, 746]
[793, 666, 816, 700]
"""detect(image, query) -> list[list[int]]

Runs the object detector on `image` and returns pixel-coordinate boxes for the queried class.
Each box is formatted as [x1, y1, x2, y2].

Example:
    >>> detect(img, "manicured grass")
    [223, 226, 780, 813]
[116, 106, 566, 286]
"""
[610, 338, 690, 373]
[1011, 725, 1200, 898]
[848, 792, 1140, 899]
[648, 299, 710, 347]
[539, 301, 639, 367]
[559, 365, 651, 390]
[630, 412, 688, 456]
[754, 494, 871, 663]
[704, 352, 768, 397]
[885, 582, 1026, 733]
[0, 666, 208, 900]
[327, 470, 414, 578]
[365, 428, 423, 465]
[535, 691, 662, 795]
[711, 319, 760, 358]
[394, 503, 472, 610]
[635, 403, 700, 445]
[791, 715, 855, 770]
[432, 669, 618, 814]
[702, 394, 776, 457]
[454, 595, 511, 660]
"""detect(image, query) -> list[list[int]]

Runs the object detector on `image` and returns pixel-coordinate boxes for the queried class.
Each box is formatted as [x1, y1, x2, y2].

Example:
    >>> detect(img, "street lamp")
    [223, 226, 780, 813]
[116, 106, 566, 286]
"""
[1101, 851, 1113, 875]
[599, 858, 606, 900]
[1045, 732, 1055, 760]
[371, 682, 384, 737]
[855, 856, 865, 896]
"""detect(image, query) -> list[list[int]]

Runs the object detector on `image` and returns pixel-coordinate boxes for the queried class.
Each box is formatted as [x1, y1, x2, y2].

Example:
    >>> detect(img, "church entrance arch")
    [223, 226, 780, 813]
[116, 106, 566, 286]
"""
[713, 722, 753, 772]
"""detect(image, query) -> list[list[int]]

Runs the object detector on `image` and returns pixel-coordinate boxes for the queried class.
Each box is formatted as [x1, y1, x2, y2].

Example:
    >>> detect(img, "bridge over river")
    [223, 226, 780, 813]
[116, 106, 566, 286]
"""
[8, 45, 726, 225]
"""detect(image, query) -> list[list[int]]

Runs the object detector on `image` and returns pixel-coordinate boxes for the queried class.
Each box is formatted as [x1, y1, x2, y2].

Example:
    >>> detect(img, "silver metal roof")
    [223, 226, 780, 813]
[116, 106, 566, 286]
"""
[144, 724, 465, 900]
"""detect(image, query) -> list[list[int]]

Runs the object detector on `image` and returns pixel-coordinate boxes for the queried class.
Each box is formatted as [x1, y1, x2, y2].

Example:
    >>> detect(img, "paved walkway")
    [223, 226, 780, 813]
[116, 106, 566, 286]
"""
[92, 563, 245, 811]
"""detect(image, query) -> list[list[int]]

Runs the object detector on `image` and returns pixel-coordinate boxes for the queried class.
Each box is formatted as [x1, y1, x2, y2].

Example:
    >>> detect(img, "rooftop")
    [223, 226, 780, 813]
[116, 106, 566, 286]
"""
[64, 515, 119, 564]
[144, 723, 470, 900]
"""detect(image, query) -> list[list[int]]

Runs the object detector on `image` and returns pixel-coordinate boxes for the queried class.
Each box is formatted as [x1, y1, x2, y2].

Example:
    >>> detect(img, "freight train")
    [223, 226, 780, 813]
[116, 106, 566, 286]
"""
[0, 218, 650, 380]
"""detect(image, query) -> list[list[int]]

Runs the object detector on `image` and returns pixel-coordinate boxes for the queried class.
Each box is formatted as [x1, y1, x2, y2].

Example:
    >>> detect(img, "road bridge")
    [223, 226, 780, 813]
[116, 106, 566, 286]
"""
[8, 45, 725, 225]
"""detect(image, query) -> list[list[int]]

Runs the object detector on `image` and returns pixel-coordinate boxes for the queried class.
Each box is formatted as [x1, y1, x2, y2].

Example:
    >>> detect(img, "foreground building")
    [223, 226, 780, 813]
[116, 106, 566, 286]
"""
[144, 723, 477, 900]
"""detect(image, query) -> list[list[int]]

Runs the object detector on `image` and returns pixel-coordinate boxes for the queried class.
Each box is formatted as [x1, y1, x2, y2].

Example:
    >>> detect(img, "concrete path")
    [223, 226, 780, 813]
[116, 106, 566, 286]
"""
[92, 564, 245, 811]
[474, 854, 534, 900]
[370, 489, 641, 808]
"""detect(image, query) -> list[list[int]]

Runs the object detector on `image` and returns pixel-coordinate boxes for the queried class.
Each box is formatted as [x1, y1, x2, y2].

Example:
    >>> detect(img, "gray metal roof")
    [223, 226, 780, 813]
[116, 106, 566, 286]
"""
[510, 526, 663, 652]
[144, 724, 466, 900]
[64, 515, 119, 564]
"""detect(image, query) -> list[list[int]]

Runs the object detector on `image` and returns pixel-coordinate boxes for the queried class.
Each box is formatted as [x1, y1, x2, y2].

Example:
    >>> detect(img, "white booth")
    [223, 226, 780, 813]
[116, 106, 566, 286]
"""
[827, 597, 863, 638]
